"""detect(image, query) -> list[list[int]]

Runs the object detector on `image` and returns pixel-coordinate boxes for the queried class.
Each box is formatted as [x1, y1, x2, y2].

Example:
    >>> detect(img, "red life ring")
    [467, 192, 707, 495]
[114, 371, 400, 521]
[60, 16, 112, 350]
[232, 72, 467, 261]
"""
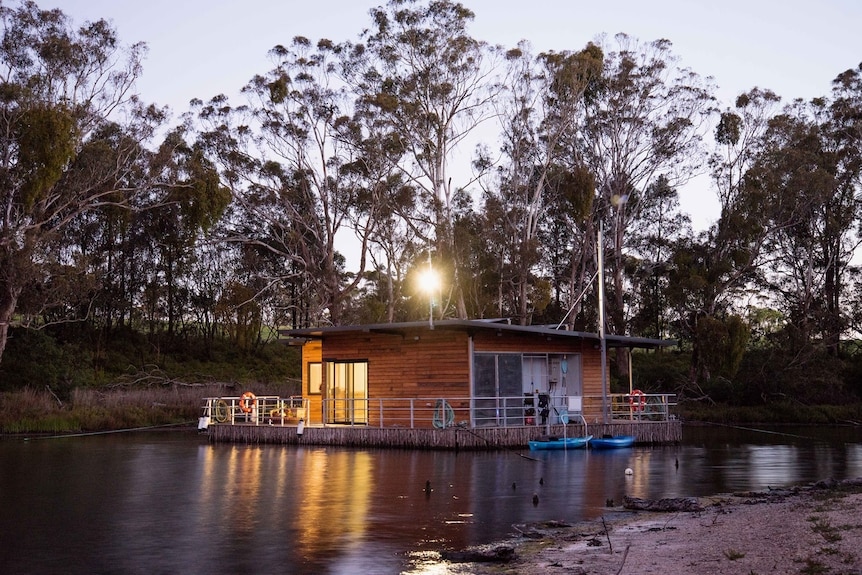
[629, 389, 646, 412]
[239, 391, 257, 413]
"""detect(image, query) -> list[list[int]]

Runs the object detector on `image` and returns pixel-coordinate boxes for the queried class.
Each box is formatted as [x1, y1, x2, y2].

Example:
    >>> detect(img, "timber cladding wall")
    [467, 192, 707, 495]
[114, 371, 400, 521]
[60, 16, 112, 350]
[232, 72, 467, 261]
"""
[300, 325, 612, 424]
[301, 340, 323, 424]
[322, 328, 472, 399]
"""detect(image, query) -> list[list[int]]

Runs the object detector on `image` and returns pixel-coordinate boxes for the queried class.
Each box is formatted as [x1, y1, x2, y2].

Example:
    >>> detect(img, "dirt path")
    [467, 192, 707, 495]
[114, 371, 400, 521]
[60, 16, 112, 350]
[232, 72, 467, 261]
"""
[439, 478, 862, 575]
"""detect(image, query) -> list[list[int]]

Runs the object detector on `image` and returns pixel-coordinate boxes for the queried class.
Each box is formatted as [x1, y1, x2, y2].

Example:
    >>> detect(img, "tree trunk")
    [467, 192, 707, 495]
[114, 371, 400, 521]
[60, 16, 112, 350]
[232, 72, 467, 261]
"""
[0, 284, 22, 367]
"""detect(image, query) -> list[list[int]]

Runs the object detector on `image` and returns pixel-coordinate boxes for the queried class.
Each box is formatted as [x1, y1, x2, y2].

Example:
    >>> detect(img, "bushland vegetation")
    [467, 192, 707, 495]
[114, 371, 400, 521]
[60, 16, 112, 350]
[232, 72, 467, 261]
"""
[0, 325, 299, 433]
[2, 1, 862, 431]
[630, 347, 862, 424]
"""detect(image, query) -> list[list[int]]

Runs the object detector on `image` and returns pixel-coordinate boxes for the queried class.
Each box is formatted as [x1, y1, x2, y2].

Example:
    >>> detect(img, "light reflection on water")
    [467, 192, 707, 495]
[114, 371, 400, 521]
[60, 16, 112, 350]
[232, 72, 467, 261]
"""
[0, 425, 860, 574]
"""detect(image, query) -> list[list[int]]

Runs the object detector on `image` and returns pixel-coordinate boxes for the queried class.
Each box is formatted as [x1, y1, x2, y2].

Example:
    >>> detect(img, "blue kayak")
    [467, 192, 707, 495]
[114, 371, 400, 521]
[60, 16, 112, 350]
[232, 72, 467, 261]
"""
[589, 435, 635, 449]
[528, 435, 592, 451]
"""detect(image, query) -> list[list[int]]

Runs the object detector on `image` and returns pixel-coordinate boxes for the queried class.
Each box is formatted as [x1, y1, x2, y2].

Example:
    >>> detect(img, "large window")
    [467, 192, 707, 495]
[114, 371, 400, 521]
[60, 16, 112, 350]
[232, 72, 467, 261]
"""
[473, 352, 583, 427]
[472, 353, 522, 427]
[325, 361, 368, 424]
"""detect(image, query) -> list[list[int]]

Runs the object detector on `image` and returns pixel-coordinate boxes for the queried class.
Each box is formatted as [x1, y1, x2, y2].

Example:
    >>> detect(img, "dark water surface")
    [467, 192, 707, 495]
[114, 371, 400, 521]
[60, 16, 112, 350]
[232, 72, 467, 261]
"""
[1, 425, 861, 574]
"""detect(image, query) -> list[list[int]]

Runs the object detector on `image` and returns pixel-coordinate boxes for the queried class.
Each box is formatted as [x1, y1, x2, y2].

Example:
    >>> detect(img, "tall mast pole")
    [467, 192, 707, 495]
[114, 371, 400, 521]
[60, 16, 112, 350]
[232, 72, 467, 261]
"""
[597, 220, 608, 424]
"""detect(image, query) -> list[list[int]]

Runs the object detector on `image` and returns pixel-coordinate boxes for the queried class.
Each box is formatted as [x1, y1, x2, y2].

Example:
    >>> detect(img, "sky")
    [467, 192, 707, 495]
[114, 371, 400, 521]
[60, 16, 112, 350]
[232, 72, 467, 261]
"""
[40, 0, 862, 234]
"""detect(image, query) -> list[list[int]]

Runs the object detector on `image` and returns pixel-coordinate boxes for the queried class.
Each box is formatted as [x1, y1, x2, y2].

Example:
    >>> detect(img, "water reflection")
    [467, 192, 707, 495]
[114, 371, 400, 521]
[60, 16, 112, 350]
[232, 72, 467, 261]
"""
[0, 425, 860, 574]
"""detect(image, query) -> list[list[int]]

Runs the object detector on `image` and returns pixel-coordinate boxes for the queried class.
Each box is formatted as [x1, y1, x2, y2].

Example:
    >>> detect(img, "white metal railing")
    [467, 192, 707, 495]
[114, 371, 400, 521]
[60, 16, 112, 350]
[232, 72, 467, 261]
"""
[608, 392, 677, 422]
[201, 393, 675, 429]
[201, 395, 307, 425]
[316, 393, 675, 429]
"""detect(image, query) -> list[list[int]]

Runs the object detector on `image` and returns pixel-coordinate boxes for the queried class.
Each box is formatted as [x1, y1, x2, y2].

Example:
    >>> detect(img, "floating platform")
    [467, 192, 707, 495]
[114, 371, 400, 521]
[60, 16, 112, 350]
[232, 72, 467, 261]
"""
[204, 420, 681, 450]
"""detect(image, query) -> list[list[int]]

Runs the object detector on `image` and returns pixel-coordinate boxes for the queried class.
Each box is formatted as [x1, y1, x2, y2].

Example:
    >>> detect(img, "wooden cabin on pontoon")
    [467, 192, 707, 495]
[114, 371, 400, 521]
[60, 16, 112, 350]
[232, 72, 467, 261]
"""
[203, 319, 680, 448]
[269, 319, 676, 439]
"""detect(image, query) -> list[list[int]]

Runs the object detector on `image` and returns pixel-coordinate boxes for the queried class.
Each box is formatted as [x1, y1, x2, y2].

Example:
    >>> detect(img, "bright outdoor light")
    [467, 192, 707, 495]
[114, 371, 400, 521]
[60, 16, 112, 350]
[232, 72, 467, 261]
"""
[419, 267, 440, 294]
[419, 265, 439, 329]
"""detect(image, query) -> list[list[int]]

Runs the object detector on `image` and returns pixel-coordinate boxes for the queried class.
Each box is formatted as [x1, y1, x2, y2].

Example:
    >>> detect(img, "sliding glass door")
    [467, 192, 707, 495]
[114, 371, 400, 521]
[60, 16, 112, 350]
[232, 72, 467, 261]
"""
[325, 361, 368, 424]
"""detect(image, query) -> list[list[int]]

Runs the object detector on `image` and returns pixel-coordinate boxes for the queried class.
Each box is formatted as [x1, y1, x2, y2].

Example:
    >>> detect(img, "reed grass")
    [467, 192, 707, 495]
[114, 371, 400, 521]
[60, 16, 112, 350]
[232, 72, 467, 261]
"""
[0, 384, 282, 433]
[677, 401, 862, 425]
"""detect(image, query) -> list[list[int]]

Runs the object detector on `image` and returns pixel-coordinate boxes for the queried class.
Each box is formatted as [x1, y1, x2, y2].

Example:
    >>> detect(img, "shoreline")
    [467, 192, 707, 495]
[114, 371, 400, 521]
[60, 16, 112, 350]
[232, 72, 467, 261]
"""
[3, 421, 199, 440]
[438, 477, 862, 574]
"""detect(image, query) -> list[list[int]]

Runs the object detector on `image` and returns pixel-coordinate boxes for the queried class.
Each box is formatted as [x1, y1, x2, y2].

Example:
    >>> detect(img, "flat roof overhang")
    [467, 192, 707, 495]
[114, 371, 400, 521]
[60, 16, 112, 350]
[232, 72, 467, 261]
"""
[281, 319, 675, 350]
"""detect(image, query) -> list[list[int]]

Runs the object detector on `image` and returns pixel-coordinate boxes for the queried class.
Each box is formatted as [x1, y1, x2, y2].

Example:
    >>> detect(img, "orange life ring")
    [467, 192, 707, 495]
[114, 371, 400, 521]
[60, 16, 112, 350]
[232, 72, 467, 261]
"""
[239, 391, 257, 413]
[629, 389, 646, 412]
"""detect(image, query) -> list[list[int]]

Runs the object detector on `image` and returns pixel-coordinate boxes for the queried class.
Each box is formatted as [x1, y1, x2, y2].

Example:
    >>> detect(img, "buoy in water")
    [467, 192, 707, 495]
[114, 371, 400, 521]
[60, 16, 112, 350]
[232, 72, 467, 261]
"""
[625, 467, 633, 475]
[532, 493, 539, 506]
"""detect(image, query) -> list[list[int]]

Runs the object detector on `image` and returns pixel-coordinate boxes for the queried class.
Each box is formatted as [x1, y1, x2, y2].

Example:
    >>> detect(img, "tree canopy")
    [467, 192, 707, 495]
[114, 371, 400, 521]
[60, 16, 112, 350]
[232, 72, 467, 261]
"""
[3, 0, 862, 408]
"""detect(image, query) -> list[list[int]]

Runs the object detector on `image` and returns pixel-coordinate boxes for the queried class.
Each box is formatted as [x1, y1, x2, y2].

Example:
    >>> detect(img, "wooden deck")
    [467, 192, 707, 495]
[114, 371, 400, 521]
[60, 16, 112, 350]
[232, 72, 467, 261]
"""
[205, 419, 681, 449]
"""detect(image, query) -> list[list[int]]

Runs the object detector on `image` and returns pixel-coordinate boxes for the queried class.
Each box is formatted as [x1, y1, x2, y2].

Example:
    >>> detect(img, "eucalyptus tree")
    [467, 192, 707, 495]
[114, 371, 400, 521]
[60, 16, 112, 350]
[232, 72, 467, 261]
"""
[664, 89, 781, 385]
[712, 89, 782, 217]
[706, 89, 783, 319]
[345, 69, 417, 324]
[579, 34, 716, 346]
[185, 235, 233, 350]
[195, 36, 384, 327]
[535, 164, 596, 325]
[46, 124, 227, 343]
[365, 212, 417, 323]
[664, 221, 756, 389]
[672, 82, 862, 398]
[830, 64, 862, 340]
[663, 228, 754, 390]
[480, 41, 602, 325]
[0, 1, 162, 366]
[451, 186, 501, 318]
[626, 175, 691, 340]
[827, 64, 862, 346]
[829, 63, 862, 188]
[139, 128, 230, 337]
[350, 0, 501, 318]
[56, 122, 151, 333]
[750, 96, 861, 355]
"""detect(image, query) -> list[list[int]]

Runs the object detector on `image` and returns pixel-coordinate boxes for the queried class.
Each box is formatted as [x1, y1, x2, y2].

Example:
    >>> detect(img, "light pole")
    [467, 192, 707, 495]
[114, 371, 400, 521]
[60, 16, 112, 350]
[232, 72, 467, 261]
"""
[599, 193, 629, 424]
[597, 219, 608, 424]
[419, 258, 439, 330]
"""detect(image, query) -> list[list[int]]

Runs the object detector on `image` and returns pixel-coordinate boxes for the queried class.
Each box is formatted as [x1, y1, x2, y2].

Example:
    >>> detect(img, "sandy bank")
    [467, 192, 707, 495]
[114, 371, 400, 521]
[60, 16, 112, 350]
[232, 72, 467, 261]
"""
[438, 478, 862, 575]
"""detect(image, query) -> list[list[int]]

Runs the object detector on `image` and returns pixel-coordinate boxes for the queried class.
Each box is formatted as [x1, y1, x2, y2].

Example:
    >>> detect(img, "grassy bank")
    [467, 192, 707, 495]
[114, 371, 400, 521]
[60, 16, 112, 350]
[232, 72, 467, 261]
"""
[0, 384, 286, 434]
[676, 400, 862, 425]
[0, 330, 302, 434]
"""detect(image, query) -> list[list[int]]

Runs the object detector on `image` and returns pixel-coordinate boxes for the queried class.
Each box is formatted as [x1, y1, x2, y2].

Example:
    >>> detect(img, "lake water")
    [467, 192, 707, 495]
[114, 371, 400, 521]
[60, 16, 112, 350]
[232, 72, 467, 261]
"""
[1, 424, 861, 574]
